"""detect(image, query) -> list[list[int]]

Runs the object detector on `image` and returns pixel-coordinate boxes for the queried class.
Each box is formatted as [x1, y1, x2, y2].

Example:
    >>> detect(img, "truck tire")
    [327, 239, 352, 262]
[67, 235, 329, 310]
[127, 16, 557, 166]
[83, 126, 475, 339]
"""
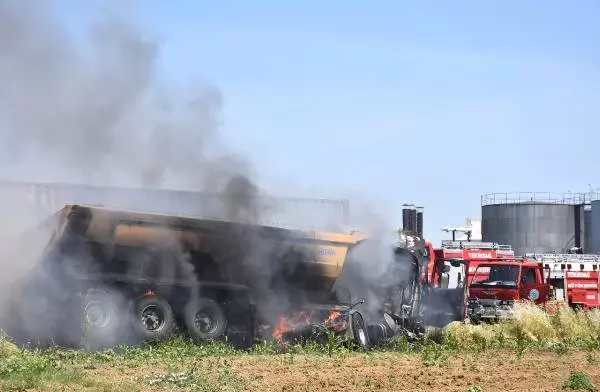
[81, 288, 125, 350]
[183, 298, 228, 342]
[131, 295, 175, 342]
[350, 311, 370, 351]
[366, 322, 392, 347]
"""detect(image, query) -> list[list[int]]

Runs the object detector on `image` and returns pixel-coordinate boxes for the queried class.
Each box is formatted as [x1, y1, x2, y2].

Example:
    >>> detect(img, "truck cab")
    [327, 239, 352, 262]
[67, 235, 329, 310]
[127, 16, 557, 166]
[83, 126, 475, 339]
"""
[418, 256, 470, 327]
[425, 241, 514, 286]
[467, 259, 550, 323]
[527, 253, 600, 310]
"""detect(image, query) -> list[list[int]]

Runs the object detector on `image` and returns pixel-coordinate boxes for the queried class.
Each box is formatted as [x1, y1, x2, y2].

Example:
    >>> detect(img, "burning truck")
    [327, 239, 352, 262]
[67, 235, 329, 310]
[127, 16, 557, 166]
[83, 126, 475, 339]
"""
[2, 204, 468, 351]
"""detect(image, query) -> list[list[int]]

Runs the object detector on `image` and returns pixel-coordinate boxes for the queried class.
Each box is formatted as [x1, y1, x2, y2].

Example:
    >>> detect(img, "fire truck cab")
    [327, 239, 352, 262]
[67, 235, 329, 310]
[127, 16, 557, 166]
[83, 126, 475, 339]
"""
[467, 258, 551, 323]
[424, 241, 515, 288]
[526, 253, 600, 310]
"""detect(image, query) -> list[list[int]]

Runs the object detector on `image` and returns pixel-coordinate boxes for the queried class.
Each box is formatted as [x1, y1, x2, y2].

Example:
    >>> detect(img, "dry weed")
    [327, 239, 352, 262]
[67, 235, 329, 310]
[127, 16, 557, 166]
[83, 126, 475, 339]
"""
[445, 302, 600, 350]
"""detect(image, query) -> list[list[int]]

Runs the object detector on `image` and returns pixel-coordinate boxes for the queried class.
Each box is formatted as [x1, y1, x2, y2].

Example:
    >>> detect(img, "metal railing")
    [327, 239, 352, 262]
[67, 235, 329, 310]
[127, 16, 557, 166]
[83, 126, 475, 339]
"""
[441, 240, 513, 251]
[481, 191, 600, 206]
[526, 253, 600, 262]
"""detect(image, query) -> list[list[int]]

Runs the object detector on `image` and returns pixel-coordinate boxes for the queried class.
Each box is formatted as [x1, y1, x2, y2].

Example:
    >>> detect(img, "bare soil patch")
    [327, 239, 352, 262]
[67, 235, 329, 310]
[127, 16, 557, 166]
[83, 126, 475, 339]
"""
[15, 349, 600, 392]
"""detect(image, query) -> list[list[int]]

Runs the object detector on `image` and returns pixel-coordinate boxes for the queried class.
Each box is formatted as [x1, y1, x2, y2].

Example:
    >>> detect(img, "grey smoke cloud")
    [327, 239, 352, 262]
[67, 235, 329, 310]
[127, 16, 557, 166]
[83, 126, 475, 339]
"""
[0, 0, 248, 192]
[0, 0, 419, 349]
[0, 0, 269, 347]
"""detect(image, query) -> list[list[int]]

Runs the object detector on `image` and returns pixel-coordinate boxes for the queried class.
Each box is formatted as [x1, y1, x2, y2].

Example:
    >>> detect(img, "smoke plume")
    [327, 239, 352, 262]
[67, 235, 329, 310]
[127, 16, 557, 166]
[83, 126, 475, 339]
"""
[0, 0, 281, 346]
[0, 0, 250, 192]
[0, 0, 420, 349]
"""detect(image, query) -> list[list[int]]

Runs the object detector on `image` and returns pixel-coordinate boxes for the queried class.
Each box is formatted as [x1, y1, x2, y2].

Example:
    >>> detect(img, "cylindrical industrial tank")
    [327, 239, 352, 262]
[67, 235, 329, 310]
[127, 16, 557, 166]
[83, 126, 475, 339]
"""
[584, 207, 593, 253]
[416, 209, 424, 238]
[591, 200, 600, 253]
[482, 196, 584, 256]
[409, 208, 417, 234]
[402, 206, 418, 235]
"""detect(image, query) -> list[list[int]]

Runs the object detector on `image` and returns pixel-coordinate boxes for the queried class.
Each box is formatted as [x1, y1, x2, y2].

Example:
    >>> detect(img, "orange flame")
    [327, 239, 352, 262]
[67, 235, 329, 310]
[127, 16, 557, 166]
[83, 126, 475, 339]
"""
[324, 310, 347, 332]
[324, 310, 341, 324]
[272, 310, 315, 340]
[273, 315, 290, 340]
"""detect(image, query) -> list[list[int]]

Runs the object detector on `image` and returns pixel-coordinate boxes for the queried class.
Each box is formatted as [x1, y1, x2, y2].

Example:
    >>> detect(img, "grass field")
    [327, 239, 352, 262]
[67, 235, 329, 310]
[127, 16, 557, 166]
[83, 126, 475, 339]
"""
[2, 303, 600, 391]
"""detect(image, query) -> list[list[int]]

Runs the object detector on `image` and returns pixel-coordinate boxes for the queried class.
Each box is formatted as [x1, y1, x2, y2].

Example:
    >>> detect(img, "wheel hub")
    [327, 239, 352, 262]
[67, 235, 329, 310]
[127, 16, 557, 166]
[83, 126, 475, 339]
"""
[141, 305, 165, 331]
[194, 311, 217, 334]
[84, 301, 111, 329]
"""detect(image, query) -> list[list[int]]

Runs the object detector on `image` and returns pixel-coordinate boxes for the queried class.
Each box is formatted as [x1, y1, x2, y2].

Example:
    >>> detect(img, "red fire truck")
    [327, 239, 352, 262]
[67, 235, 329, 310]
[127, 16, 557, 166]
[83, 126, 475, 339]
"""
[423, 241, 515, 286]
[526, 253, 600, 309]
[467, 258, 551, 323]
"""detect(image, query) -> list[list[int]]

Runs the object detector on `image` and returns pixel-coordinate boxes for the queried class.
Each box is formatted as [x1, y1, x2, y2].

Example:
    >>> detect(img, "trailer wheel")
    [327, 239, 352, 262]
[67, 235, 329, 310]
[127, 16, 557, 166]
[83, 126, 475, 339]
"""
[131, 295, 175, 342]
[183, 298, 227, 342]
[350, 312, 370, 351]
[81, 288, 125, 350]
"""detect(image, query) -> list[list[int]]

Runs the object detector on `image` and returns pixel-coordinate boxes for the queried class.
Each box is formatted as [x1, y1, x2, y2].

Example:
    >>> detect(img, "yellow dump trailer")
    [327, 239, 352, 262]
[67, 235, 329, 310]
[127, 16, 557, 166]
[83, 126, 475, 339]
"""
[53, 204, 367, 286]
[6, 204, 370, 350]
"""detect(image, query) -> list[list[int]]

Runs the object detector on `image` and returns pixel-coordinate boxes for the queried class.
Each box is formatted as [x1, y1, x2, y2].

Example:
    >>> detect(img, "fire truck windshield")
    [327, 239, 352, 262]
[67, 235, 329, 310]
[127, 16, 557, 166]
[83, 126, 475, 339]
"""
[471, 265, 520, 288]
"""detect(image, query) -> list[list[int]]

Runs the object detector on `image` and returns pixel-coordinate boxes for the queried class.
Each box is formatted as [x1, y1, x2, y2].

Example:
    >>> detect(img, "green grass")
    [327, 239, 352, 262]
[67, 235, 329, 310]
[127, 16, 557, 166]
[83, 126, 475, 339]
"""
[2, 303, 600, 390]
[137, 366, 247, 392]
[0, 334, 362, 391]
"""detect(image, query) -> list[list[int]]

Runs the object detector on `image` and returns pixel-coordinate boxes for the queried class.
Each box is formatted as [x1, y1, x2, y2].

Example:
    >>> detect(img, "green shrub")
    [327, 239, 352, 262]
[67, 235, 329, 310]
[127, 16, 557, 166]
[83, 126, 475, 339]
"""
[562, 371, 596, 391]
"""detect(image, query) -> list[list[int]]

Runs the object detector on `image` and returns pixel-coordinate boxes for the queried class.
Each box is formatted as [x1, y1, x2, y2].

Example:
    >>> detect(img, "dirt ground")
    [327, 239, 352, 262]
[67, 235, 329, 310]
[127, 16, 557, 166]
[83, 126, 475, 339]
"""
[24, 349, 600, 392]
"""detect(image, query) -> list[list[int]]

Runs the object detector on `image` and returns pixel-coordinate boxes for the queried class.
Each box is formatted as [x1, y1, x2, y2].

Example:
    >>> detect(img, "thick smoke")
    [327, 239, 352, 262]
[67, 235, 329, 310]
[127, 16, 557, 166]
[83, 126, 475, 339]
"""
[0, 0, 418, 349]
[0, 0, 250, 191]
[0, 0, 285, 347]
[331, 200, 417, 321]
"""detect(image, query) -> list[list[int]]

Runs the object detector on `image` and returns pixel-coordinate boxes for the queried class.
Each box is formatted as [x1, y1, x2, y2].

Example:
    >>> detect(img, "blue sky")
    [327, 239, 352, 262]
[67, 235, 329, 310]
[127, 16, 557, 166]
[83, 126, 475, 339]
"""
[55, 1, 600, 243]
